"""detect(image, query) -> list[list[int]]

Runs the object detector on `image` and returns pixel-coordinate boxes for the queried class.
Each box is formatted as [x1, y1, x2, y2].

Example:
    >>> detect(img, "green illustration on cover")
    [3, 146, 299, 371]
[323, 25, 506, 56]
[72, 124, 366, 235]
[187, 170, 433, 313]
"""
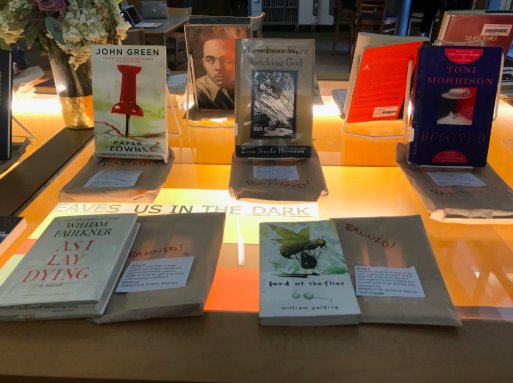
[261, 221, 348, 278]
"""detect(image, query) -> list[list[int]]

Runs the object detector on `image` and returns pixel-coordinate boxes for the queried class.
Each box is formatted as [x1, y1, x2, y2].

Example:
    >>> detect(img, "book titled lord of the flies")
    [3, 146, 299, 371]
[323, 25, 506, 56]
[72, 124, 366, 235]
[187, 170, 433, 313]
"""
[408, 46, 502, 167]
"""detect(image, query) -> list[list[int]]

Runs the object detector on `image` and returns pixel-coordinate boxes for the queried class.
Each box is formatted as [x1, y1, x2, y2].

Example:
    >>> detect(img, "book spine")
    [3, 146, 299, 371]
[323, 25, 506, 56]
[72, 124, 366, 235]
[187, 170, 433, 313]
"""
[234, 41, 242, 140]
[407, 48, 425, 165]
[0, 52, 12, 161]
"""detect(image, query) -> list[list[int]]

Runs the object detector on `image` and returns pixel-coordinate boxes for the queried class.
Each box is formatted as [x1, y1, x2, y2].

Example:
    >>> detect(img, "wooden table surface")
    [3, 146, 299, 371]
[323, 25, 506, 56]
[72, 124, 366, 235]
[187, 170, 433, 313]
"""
[1, 80, 513, 382]
[142, 15, 189, 45]
[0, 313, 512, 383]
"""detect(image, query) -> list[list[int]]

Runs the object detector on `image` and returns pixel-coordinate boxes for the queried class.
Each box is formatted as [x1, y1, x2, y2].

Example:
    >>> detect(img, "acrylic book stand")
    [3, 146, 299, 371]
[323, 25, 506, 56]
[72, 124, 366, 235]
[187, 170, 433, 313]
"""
[342, 56, 413, 139]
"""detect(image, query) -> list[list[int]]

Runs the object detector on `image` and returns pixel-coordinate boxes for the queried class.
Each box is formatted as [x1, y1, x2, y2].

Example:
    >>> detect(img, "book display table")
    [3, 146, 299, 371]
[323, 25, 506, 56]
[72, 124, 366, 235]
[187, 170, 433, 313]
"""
[1, 79, 513, 382]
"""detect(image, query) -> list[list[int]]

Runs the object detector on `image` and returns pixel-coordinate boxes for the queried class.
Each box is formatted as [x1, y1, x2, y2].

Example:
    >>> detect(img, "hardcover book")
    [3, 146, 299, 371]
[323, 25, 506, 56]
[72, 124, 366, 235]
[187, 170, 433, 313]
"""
[438, 11, 513, 56]
[259, 220, 361, 326]
[0, 214, 139, 320]
[91, 45, 168, 162]
[235, 39, 314, 159]
[0, 216, 26, 257]
[0, 50, 12, 160]
[184, 20, 251, 110]
[408, 46, 503, 167]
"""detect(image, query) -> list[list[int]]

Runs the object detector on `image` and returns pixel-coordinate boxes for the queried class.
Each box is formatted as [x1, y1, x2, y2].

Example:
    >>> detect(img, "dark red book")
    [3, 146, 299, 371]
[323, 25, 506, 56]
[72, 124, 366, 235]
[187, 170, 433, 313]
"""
[439, 12, 513, 56]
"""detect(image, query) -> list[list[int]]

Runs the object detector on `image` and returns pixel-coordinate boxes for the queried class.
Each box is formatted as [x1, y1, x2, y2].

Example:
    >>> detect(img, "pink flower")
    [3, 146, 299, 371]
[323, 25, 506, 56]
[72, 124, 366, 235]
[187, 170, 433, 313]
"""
[31, 0, 67, 12]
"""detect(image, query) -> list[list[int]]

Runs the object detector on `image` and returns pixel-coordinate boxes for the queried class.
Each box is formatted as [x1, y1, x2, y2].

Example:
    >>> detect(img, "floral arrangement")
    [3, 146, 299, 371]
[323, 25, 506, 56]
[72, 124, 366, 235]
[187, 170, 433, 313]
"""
[0, 0, 130, 69]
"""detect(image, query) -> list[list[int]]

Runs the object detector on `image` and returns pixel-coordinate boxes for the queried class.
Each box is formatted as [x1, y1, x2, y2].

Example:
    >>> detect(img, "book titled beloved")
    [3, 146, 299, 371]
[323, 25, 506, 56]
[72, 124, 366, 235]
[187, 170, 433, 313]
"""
[408, 46, 502, 167]
[0, 214, 139, 320]
[259, 220, 361, 326]
[91, 45, 168, 162]
[0, 50, 12, 160]
[235, 39, 314, 158]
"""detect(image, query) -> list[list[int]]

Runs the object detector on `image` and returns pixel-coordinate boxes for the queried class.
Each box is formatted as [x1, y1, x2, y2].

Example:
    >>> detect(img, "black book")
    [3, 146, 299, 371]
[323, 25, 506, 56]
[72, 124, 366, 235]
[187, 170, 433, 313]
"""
[0, 50, 12, 160]
[0, 216, 26, 256]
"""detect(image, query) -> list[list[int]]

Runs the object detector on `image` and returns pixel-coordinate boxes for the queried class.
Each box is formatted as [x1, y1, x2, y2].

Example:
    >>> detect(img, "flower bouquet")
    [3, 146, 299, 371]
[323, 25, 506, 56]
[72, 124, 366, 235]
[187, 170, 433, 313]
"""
[0, 0, 130, 128]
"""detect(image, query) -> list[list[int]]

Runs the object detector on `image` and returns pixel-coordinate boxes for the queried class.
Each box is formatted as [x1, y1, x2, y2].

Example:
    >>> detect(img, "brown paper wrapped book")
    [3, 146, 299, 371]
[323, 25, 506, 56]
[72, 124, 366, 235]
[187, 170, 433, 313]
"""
[94, 213, 225, 324]
[333, 215, 462, 327]
[229, 146, 328, 203]
[59, 150, 174, 203]
[397, 143, 513, 223]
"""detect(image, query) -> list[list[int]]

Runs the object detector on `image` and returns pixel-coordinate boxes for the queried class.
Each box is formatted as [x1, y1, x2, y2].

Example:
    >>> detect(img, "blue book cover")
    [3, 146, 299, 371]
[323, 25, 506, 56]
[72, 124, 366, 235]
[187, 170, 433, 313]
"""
[408, 46, 502, 167]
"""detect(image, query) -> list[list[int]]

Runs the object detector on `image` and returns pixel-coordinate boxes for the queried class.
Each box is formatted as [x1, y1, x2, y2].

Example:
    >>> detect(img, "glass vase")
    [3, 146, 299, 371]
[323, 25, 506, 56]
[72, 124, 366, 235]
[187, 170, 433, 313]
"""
[48, 40, 94, 129]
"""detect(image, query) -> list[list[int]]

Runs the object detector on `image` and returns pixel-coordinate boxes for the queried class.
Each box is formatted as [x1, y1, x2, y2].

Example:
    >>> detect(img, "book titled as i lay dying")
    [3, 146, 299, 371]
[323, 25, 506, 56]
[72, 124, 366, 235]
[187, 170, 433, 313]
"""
[91, 45, 168, 162]
[259, 220, 361, 326]
[408, 46, 502, 167]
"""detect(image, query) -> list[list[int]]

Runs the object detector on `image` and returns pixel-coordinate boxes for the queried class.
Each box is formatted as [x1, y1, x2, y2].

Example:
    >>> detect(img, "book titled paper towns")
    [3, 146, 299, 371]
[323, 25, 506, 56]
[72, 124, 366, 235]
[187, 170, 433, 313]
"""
[91, 45, 169, 162]
[259, 220, 361, 326]
[235, 39, 314, 158]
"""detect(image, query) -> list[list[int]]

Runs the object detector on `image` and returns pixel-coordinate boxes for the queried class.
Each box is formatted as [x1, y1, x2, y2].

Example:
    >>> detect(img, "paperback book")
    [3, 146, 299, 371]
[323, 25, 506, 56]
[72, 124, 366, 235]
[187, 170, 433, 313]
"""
[0, 50, 12, 160]
[91, 45, 168, 162]
[344, 33, 428, 116]
[184, 18, 251, 110]
[259, 220, 361, 326]
[346, 41, 424, 123]
[0, 214, 139, 320]
[235, 39, 314, 158]
[408, 46, 503, 167]
[438, 11, 513, 55]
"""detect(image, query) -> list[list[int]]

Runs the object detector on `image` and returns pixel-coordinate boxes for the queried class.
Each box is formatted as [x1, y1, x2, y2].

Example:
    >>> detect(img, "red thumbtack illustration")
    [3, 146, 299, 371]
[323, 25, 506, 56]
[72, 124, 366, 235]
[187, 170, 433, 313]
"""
[112, 65, 143, 138]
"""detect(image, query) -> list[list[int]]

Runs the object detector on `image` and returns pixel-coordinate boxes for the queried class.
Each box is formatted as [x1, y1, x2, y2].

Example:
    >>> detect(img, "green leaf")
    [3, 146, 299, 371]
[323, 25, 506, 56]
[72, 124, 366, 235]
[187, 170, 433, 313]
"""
[45, 17, 65, 45]
[269, 224, 303, 240]
[0, 38, 10, 50]
[7, 21, 23, 30]
[23, 27, 37, 49]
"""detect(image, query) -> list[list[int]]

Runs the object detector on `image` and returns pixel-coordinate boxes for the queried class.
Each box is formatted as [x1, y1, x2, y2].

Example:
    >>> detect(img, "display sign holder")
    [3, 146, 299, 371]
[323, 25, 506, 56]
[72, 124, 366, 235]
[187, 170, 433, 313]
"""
[185, 55, 235, 129]
[342, 57, 412, 139]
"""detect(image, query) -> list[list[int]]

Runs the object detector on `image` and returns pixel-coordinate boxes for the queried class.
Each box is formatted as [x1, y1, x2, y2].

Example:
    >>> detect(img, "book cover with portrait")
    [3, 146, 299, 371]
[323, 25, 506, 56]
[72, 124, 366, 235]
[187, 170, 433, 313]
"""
[91, 45, 168, 162]
[184, 19, 251, 110]
[234, 39, 314, 159]
[408, 46, 502, 167]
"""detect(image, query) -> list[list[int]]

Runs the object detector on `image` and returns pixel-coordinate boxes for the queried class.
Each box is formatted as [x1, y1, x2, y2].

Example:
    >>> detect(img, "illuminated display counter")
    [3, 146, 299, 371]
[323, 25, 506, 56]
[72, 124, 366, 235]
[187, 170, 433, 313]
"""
[1, 80, 513, 382]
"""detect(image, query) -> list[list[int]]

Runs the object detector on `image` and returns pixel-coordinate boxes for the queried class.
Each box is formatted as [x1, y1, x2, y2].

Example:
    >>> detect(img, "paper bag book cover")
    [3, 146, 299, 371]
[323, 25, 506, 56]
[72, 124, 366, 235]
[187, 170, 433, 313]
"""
[91, 45, 168, 161]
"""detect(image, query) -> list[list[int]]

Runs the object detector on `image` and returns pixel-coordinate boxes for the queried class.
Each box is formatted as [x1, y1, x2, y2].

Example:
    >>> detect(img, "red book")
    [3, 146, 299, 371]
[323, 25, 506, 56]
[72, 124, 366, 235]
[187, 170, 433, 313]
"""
[439, 12, 513, 56]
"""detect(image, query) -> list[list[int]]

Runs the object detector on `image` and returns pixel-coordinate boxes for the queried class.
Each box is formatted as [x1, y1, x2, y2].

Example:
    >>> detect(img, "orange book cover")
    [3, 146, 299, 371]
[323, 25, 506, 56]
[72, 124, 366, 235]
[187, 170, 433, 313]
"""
[346, 42, 423, 124]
